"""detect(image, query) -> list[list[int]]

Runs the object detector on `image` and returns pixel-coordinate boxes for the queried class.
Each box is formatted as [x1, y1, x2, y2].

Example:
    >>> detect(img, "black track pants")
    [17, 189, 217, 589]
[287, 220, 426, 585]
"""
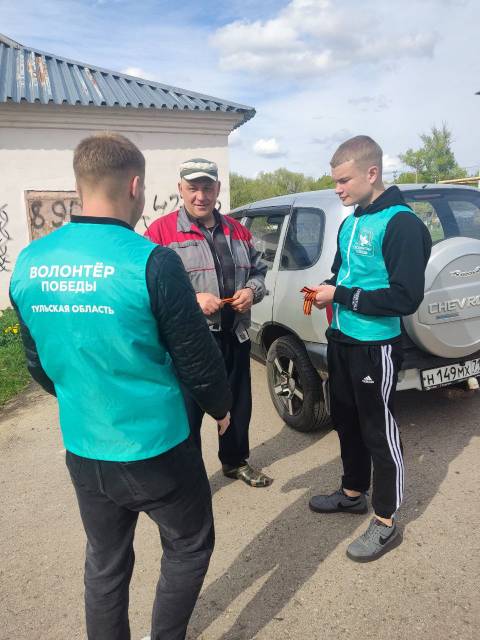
[327, 340, 404, 519]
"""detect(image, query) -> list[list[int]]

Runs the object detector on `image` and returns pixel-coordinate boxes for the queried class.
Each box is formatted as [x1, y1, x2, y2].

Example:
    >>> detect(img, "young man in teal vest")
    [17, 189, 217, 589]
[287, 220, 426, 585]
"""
[10, 133, 232, 639]
[309, 135, 431, 562]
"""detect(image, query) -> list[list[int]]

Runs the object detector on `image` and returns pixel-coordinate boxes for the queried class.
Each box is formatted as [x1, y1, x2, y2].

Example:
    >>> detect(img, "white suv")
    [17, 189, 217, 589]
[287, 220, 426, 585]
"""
[230, 184, 480, 432]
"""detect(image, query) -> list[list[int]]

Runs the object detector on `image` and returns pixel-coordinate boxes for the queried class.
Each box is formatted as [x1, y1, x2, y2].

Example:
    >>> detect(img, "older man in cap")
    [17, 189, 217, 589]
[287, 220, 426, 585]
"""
[146, 158, 272, 487]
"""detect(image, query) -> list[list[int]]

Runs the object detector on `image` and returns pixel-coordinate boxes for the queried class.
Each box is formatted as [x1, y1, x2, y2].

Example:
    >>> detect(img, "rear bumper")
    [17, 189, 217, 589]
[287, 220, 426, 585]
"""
[398, 344, 480, 391]
[306, 340, 480, 391]
[250, 330, 480, 392]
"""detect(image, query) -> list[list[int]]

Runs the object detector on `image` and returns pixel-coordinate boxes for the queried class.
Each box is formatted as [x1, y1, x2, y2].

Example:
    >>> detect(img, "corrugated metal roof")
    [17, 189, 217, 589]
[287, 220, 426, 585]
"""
[0, 33, 255, 129]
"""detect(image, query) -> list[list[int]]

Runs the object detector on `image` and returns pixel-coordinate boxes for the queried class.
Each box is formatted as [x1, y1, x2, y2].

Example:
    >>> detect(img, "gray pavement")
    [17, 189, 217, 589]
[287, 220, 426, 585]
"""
[0, 360, 479, 640]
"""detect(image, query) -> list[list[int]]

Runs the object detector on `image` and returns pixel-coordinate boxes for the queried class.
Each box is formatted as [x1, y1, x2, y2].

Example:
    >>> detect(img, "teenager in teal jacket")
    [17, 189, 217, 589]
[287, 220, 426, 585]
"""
[309, 136, 431, 563]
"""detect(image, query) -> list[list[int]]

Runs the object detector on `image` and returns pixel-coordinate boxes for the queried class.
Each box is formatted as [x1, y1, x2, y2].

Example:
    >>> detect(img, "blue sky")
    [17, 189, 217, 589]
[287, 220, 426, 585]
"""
[1, 0, 479, 179]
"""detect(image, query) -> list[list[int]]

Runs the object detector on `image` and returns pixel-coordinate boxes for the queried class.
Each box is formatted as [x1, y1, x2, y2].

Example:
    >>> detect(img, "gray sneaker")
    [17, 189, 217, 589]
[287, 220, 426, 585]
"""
[309, 488, 368, 514]
[346, 518, 402, 562]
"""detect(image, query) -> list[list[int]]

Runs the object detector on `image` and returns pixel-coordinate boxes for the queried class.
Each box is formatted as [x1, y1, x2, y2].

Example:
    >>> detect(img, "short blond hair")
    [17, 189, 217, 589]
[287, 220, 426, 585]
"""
[73, 132, 145, 189]
[330, 135, 383, 171]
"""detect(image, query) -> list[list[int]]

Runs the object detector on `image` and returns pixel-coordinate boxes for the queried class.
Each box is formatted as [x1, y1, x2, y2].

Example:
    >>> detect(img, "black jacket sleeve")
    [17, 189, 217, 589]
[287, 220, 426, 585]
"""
[146, 246, 232, 420]
[9, 294, 56, 396]
[334, 213, 432, 316]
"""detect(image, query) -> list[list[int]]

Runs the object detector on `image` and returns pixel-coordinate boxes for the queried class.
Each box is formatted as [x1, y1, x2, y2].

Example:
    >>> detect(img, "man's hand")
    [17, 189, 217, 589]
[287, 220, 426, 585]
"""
[217, 411, 231, 435]
[312, 284, 336, 310]
[230, 288, 254, 313]
[196, 292, 222, 316]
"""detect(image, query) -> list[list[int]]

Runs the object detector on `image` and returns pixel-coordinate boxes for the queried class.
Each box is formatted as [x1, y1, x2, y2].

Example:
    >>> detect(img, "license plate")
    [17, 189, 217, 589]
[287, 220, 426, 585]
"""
[421, 358, 480, 390]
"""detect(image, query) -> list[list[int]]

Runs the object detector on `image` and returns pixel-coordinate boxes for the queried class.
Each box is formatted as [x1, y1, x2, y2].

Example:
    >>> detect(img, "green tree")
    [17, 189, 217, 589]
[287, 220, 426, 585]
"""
[229, 169, 335, 209]
[395, 171, 418, 184]
[314, 174, 335, 190]
[399, 124, 467, 183]
[260, 168, 310, 194]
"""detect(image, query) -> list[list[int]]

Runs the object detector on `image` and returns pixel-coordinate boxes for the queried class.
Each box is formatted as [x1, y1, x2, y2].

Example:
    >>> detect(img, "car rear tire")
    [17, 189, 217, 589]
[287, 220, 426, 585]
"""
[266, 335, 331, 432]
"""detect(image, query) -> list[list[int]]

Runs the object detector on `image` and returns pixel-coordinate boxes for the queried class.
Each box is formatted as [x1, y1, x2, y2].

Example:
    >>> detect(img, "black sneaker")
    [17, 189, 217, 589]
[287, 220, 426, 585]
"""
[309, 488, 368, 514]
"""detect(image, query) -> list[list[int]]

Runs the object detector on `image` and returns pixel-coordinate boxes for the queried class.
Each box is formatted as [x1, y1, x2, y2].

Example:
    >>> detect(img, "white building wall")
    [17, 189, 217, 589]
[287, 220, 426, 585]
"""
[0, 103, 240, 308]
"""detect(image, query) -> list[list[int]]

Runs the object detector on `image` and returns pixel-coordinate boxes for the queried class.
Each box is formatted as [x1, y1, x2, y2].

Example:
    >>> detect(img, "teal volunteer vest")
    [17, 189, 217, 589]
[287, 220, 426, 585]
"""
[331, 204, 415, 341]
[10, 222, 190, 461]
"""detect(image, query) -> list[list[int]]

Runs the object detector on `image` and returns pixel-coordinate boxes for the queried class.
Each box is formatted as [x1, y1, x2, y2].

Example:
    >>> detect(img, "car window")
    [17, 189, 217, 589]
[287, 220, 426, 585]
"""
[449, 199, 480, 239]
[280, 207, 325, 270]
[404, 189, 480, 244]
[407, 201, 445, 243]
[244, 213, 286, 270]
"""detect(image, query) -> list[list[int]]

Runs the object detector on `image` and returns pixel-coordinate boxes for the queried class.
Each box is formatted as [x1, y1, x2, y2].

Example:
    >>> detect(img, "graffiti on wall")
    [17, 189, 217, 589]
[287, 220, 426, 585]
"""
[24, 191, 82, 241]
[23, 190, 224, 238]
[0, 203, 12, 272]
[153, 193, 181, 215]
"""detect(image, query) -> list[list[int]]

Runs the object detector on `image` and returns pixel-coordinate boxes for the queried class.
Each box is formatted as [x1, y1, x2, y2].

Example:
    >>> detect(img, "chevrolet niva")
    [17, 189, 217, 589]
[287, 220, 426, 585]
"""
[230, 184, 480, 431]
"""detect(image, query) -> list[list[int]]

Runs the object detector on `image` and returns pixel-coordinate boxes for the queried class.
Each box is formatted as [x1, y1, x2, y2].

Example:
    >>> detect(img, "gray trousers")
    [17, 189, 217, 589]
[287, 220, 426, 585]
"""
[66, 437, 214, 640]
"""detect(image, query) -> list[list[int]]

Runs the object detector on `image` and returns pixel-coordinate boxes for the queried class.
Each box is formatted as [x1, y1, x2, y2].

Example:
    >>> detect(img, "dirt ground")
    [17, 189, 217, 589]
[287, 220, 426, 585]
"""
[1, 360, 479, 640]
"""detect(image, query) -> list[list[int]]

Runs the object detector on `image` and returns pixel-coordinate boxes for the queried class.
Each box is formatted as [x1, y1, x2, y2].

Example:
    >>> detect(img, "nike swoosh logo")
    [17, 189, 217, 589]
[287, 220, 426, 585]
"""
[379, 531, 395, 545]
[338, 500, 361, 509]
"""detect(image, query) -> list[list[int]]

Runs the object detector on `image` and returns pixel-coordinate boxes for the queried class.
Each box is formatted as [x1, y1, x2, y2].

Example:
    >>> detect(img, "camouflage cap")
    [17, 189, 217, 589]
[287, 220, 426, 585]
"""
[179, 158, 218, 181]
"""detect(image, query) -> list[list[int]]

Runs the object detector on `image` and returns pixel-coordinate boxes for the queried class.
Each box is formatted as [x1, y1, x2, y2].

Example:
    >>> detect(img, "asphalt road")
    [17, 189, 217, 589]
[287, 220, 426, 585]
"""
[1, 360, 479, 640]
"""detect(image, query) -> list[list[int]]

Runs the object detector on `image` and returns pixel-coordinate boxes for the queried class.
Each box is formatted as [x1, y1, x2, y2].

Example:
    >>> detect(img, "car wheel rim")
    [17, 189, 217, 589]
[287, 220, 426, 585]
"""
[272, 356, 304, 415]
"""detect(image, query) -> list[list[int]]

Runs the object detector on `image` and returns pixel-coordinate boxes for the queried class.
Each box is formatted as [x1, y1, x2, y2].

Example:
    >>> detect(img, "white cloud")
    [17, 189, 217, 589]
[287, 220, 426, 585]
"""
[348, 95, 391, 112]
[312, 129, 353, 148]
[382, 154, 404, 176]
[121, 66, 156, 81]
[2, 0, 476, 183]
[211, 0, 438, 80]
[253, 138, 286, 157]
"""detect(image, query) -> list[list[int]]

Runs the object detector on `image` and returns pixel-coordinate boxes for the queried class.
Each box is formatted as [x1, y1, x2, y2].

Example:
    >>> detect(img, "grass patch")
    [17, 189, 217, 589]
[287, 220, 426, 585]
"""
[0, 308, 30, 407]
